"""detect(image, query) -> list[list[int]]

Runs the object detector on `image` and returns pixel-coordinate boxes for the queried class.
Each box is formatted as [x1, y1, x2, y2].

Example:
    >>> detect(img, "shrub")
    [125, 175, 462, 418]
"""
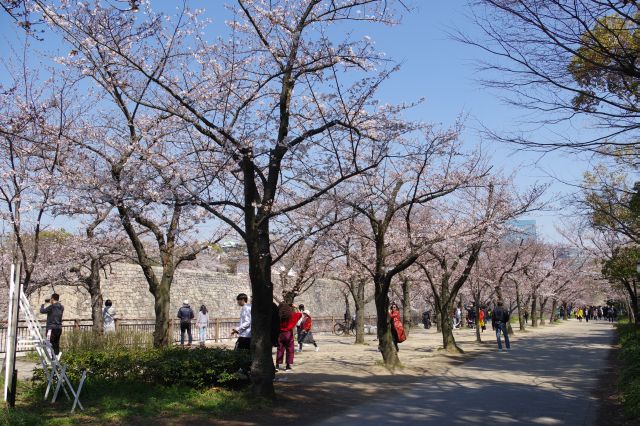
[617, 323, 640, 419]
[35, 347, 251, 390]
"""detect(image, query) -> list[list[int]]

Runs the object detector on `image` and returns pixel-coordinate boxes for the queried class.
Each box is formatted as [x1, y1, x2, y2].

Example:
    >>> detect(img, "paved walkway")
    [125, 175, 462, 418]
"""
[315, 320, 615, 425]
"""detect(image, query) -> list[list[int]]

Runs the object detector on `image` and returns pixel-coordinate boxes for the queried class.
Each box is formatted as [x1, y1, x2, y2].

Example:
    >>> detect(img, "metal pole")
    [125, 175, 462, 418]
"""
[4, 262, 21, 406]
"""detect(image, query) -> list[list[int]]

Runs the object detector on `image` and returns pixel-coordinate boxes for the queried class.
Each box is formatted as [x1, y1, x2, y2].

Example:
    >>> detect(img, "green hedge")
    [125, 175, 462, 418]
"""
[34, 347, 251, 390]
[618, 323, 640, 418]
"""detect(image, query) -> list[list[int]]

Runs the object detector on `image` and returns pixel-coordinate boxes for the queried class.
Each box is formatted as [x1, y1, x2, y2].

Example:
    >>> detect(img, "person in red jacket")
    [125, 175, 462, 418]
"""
[297, 310, 319, 352]
[276, 303, 302, 371]
[388, 303, 406, 352]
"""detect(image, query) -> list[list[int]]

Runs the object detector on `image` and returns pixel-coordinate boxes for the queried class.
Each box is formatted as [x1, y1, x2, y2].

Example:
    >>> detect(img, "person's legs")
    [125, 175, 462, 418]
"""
[495, 325, 503, 350]
[502, 324, 510, 349]
[186, 323, 193, 345]
[180, 323, 186, 345]
[276, 332, 285, 366]
[50, 328, 62, 355]
[285, 331, 295, 367]
[199, 326, 206, 343]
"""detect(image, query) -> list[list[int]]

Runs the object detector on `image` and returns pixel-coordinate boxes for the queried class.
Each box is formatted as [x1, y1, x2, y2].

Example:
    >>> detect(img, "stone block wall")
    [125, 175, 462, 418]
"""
[26, 263, 376, 322]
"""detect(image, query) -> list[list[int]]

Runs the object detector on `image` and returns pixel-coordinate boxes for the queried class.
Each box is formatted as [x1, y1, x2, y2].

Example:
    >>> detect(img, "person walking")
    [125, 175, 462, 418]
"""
[492, 301, 511, 352]
[103, 299, 116, 334]
[297, 310, 319, 352]
[196, 305, 209, 347]
[276, 303, 301, 371]
[577, 307, 583, 323]
[231, 293, 252, 351]
[479, 308, 486, 332]
[523, 309, 529, 325]
[40, 293, 64, 356]
[177, 300, 195, 347]
[388, 303, 406, 352]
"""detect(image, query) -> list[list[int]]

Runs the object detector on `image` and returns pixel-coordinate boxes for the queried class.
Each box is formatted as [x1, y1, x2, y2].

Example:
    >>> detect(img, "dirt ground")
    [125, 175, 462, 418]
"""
[206, 324, 528, 426]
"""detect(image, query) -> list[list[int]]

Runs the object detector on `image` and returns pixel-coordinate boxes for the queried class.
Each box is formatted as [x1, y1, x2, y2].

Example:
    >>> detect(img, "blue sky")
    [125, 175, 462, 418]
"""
[0, 1, 592, 242]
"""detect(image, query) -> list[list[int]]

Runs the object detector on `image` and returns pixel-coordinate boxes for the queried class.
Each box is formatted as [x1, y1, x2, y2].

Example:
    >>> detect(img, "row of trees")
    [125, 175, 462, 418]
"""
[0, 0, 601, 398]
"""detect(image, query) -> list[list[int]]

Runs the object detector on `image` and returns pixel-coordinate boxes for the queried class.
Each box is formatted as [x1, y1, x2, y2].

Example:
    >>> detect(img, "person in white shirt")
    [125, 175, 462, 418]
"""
[231, 293, 251, 351]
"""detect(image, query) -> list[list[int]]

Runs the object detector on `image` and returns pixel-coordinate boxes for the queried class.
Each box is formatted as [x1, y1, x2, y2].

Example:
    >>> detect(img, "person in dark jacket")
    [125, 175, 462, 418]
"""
[177, 300, 195, 347]
[492, 301, 511, 352]
[40, 293, 64, 355]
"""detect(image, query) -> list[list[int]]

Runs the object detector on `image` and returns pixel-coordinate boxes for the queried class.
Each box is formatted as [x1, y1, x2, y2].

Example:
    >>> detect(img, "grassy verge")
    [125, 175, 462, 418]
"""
[617, 322, 640, 419]
[0, 379, 264, 425]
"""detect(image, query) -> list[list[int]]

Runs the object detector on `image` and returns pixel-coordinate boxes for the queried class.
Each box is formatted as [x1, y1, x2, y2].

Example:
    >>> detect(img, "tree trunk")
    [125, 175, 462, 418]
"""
[375, 280, 400, 369]
[515, 279, 525, 331]
[474, 292, 481, 343]
[246, 226, 276, 398]
[531, 296, 538, 328]
[550, 299, 558, 323]
[434, 306, 441, 332]
[88, 259, 104, 334]
[439, 302, 463, 353]
[354, 280, 365, 344]
[152, 277, 172, 347]
[401, 278, 411, 338]
[539, 296, 547, 326]
[561, 301, 568, 320]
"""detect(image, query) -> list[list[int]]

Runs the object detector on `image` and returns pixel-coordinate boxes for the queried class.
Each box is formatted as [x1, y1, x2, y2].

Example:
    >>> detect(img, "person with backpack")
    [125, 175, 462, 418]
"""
[492, 300, 511, 352]
[103, 299, 116, 333]
[196, 305, 209, 347]
[388, 303, 406, 352]
[276, 303, 301, 371]
[177, 300, 195, 347]
[297, 310, 319, 352]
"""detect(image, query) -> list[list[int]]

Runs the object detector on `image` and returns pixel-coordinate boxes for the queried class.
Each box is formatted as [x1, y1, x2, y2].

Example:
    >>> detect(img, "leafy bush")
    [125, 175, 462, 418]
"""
[35, 347, 251, 390]
[617, 323, 640, 418]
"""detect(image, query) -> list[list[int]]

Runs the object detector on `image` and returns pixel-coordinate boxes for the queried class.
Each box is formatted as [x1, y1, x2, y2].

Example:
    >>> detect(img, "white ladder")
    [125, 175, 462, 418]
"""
[18, 291, 86, 412]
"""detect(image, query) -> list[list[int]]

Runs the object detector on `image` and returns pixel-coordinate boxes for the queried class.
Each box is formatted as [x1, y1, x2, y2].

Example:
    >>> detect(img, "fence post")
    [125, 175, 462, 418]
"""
[168, 319, 173, 345]
[214, 318, 219, 343]
[74, 319, 80, 330]
[114, 318, 120, 331]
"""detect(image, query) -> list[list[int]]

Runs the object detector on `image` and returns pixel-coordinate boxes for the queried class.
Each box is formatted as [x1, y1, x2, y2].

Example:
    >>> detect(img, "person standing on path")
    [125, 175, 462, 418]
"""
[276, 303, 302, 371]
[231, 293, 252, 351]
[196, 305, 209, 347]
[177, 300, 195, 347]
[479, 308, 486, 332]
[388, 303, 406, 352]
[492, 301, 510, 352]
[103, 299, 116, 333]
[40, 293, 64, 356]
[297, 310, 319, 352]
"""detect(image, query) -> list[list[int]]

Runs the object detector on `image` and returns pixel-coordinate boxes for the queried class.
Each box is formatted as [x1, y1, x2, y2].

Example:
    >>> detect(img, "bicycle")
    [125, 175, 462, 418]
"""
[333, 320, 354, 336]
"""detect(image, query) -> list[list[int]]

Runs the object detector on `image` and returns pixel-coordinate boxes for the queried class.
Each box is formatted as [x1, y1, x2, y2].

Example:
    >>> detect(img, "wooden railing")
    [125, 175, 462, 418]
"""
[0, 315, 377, 353]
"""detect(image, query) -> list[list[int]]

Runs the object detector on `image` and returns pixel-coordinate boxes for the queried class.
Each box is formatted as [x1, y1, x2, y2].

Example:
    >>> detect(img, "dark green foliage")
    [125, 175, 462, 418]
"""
[34, 347, 251, 389]
[618, 323, 640, 418]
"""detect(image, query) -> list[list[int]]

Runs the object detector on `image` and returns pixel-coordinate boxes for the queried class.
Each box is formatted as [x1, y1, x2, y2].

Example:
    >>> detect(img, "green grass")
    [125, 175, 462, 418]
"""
[0, 379, 264, 425]
[617, 322, 640, 419]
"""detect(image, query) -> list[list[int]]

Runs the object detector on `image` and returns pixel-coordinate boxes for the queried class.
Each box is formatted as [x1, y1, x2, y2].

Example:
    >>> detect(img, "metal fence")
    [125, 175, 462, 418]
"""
[0, 315, 378, 353]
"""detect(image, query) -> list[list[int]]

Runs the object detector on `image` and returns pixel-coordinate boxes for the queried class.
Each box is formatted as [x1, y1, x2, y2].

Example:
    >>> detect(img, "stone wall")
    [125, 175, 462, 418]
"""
[26, 263, 376, 321]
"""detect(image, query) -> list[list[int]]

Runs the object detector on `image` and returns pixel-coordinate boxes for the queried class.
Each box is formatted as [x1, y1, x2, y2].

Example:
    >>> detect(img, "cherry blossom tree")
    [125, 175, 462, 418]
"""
[419, 180, 544, 353]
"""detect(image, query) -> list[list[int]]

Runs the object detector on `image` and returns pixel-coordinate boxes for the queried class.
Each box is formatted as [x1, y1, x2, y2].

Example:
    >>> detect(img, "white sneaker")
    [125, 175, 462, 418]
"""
[315, 346, 319, 352]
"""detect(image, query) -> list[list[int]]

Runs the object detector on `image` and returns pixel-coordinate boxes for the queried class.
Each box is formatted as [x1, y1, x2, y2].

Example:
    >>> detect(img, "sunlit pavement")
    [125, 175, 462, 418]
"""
[314, 320, 615, 425]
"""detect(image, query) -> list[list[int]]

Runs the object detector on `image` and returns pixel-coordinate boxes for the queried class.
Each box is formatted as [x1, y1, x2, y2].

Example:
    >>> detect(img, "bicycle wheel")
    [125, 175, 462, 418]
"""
[333, 323, 344, 336]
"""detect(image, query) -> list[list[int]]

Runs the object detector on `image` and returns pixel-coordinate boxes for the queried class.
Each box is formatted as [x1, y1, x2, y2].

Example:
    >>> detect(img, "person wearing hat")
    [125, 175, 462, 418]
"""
[297, 309, 319, 352]
[177, 299, 195, 347]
